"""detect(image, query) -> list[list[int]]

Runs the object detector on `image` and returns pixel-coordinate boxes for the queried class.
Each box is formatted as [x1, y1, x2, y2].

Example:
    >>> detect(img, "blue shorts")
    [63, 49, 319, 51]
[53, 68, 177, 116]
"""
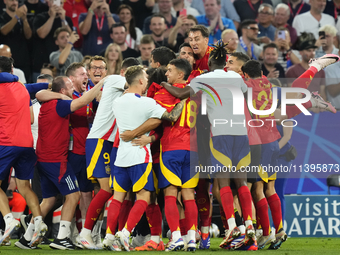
[210, 135, 251, 174]
[159, 150, 199, 189]
[258, 141, 280, 182]
[86, 139, 112, 180]
[37, 161, 80, 198]
[68, 152, 93, 192]
[0, 146, 36, 180]
[112, 163, 155, 192]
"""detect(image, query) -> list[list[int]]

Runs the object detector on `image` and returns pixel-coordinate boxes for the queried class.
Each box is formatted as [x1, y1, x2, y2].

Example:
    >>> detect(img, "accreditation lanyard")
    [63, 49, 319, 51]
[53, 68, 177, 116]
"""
[288, 2, 304, 18]
[239, 37, 257, 60]
[247, 0, 263, 12]
[95, 14, 104, 45]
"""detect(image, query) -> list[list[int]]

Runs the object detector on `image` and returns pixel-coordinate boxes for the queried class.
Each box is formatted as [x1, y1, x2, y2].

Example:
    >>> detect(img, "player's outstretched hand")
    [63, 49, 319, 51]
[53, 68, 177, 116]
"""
[131, 135, 152, 148]
[120, 130, 135, 142]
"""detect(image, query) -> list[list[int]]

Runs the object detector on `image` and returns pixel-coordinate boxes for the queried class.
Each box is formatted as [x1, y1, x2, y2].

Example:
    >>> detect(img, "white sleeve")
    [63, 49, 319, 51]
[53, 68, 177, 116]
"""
[104, 75, 126, 91]
[146, 98, 167, 119]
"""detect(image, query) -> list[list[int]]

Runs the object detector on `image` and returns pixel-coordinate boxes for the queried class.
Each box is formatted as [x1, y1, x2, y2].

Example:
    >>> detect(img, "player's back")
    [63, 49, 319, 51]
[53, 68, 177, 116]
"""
[87, 75, 126, 142]
[0, 78, 33, 147]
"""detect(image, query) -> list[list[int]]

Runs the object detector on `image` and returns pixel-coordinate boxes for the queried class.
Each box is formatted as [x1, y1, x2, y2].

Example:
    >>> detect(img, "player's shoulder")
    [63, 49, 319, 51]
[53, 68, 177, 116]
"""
[104, 75, 126, 87]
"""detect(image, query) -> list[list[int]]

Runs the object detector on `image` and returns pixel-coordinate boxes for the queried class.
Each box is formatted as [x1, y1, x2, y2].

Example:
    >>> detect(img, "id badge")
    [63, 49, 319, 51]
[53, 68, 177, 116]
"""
[97, 36, 103, 45]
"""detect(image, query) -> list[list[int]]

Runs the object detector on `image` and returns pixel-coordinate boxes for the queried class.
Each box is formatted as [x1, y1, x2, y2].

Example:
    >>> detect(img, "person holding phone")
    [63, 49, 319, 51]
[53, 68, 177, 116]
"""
[315, 25, 339, 58]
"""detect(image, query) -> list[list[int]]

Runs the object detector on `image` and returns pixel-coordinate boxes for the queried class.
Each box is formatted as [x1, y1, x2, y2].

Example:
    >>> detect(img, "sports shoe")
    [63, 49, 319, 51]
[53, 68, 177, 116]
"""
[255, 228, 263, 240]
[238, 239, 258, 251]
[157, 240, 165, 251]
[103, 235, 122, 251]
[20, 214, 31, 232]
[229, 234, 245, 250]
[92, 232, 102, 249]
[257, 233, 275, 249]
[116, 231, 130, 251]
[131, 234, 150, 248]
[15, 237, 40, 249]
[165, 237, 184, 252]
[135, 240, 159, 251]
[41, 236, 52, 245]
[199, 233, 210, 249]
[30, 221, 48, 247]
[76, 233, 98, 250]
[187, 239, 196, 251]
[244, 225, 256, 246]
[0, 219, 20, 245]
[219, 227, 241, 249]
[309, 54, 340, 71]
[311, 92, 336, 113]
[49, 237, 75, 250]
[268, 228, 287, 250]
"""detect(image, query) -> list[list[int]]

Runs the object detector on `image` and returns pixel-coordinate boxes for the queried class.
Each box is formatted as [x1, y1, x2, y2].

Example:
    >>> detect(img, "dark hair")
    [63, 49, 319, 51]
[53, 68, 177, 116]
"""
[186, 14, 198, 25]
[125, 65, 144, 85]
[147, 67, 167, 88]
[179, 42, 191, 52]
[189, 25, 209, 38]
[263, 42, 279, 53]
[41, 63, 57, 77]
[65, 62, 85, 77]
[37, 73, 53, 83]
[230, 52, 250, 64]
[53, 27, 70, 40]
[208, 41, 228, 68]
[140, 34, 154, 45]
[241, 60, 262, 78]
[121, 57, 140, 70]
[89, 56, 107, 69]
[110, 23, 126, 34]
[117, 4, 137, 40]
[51, 76, 67, 92]
[0, 56, 13, 73]
[151, 46, 176, 66]
[150, 14, 166, 24]
[240, 19, 258, 30]
[169, 58, 192, 80]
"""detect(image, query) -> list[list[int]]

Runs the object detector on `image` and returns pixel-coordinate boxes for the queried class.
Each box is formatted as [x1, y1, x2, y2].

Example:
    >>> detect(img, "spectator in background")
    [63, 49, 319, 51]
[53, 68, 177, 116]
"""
[143, 0, 177, 35]
[49, 27, 83, 76]
[153, 0, 199, 17]
[117, 4, 143, 51]
[149, 14, 171, 48]
[292, 0, 335, 40]
[78, 0, 118, 56]
[40, 63, 57, 78]
[323, 0, 340, 21]
[81, 55, 91, 76]
[25, 0, 49, 26]
[137, 34, 155, 67]
[191, 0, 240, 29]
[315, 25, 339, 57]
[168, 14, 198, 51]
[274, 3, 298, 46]
[273, 28, 292, 71]
[0, 0, 32, 82]
[286, 36, 327, 100]
[32, 0, 73, 82]
[325, 48, 340, 109]
[287, 0, 310, 26]
[234, 0, 273, 22]
[257, 3, 276, 41]
[105, 23, 140, 59]
[196, 0, 236, 45]
[221, 29, 239, 53]
[261, 42, 285, 78]
[0, 44, 27, 83]
[104, 43, 123, 75]
[123, 0, 154, 30]
[237, 19, 262, 60]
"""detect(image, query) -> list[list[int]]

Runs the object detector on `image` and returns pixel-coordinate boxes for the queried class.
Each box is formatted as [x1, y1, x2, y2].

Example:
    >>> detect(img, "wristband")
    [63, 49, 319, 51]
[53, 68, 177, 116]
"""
[15, 15, 20, 21]
[89, 8, 94, 15]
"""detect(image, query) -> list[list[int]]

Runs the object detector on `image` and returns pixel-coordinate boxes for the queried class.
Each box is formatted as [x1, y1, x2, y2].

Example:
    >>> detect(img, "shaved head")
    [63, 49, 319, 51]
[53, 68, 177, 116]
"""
[0, 44, 11, 58]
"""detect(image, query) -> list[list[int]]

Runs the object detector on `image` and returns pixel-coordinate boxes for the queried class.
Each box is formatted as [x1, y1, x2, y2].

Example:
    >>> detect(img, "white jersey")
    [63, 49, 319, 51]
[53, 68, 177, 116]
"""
[190, 69, 248, 136]
[87, 75, 126, 142]
[113, 93, 166, 167]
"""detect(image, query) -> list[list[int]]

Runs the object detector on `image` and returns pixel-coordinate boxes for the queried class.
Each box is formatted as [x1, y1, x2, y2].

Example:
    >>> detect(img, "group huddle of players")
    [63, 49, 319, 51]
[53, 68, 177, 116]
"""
[0, 24, 338, 252]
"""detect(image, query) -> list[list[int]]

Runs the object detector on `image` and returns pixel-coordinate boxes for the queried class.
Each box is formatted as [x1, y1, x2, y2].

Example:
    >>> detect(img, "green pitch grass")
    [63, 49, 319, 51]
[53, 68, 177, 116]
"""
[0, 238, 338, 255]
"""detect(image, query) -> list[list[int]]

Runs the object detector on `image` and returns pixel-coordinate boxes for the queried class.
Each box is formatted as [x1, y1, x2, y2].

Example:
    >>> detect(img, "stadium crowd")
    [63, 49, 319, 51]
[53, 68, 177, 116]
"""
[0, 0, 340, 252]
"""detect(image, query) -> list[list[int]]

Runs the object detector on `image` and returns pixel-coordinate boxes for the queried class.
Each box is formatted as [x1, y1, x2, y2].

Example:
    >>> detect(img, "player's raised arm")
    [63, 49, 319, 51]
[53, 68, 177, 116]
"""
[160, 81, 192, 99]
[120, 118, 162, 142]
[161, 98, 187, 122]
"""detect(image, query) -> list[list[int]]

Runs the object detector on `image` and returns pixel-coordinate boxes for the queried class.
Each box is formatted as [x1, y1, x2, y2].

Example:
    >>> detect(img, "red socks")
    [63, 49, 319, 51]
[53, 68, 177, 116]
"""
[291, 66, 317, 89]
[286, 100, 313, 119]
[106, 199, 122, 234]
[237, 186, 252, 222]
[180, 219, 187, 236]
[196, 180, 211, 227]
[267, 193, 283, 233]
[255, 198, 270, 236]
[84, 189, 112, 230]
[220, 186, 235, 220]
[164, 196, 180, 232]
[219, 205, 228, 229]
[118, 200, 133, 231]
[125, 200, 148, 233]
[146, 203, 162, 236]
[183, 199, 198, 231]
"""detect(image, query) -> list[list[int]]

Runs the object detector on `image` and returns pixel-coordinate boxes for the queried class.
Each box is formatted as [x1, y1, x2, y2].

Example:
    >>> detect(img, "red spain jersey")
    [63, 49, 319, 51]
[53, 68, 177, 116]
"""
[193, 46, 213, 72]
[0, 79, 33, 147]
[245, 78, 281, 144]
[153, 83, 199, 152]
[70, 92, 94, 155]
[187, 69, 204, 83]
